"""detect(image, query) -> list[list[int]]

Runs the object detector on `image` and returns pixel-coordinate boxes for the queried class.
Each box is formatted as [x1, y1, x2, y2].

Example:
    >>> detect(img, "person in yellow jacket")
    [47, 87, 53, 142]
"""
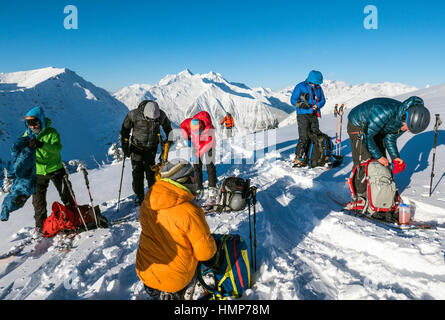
[136, 159, 217, 300]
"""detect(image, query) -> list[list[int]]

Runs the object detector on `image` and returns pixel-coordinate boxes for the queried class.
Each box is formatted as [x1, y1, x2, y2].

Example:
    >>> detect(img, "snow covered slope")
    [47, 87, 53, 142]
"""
[114, 69, 294, 132]
[0, 79, 443, 300]
[0, 67, 129, 168]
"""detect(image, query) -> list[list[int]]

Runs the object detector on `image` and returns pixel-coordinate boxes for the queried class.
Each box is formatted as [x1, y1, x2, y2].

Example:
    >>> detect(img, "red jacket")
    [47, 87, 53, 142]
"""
[221, 115, 234, 128]
[181, 111, 216, 158]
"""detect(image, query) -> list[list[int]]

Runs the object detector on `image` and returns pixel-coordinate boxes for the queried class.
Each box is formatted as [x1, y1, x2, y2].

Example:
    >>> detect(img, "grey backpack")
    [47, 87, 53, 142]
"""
[348, 160, 401, 215]
[215, 177, 252, 212]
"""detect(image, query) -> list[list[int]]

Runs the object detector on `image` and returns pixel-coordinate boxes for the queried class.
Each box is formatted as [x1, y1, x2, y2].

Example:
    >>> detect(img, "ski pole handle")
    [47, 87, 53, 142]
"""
[81, 168, 90, 187]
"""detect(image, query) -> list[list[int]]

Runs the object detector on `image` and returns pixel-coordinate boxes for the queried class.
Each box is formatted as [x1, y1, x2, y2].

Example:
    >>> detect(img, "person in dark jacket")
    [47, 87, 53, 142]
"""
[121, 100, 173, 206]
[347, 96, 431, 207]
[290, 70, 326, 167]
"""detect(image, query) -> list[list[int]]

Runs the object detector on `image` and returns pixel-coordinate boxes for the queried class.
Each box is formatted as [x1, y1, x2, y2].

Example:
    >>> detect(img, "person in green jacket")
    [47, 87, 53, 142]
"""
[23, 107, 75, 235]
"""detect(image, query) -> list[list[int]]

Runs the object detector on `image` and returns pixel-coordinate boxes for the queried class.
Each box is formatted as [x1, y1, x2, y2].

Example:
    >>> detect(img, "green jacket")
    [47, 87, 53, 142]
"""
[23, 117, 64, 176]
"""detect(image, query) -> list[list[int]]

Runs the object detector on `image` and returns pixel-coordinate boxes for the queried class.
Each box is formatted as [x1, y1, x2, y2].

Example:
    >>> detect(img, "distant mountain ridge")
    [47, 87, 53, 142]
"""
[0, 67, 129, 168]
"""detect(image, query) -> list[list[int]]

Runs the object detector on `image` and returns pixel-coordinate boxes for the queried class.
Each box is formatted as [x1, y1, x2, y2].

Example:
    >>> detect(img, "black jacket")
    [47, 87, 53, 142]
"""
[121, 101, 173, 150]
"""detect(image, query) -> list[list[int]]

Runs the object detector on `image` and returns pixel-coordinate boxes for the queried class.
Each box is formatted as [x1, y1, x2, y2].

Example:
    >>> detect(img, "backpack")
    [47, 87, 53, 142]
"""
[348, 159, 401, 215]
[42, 202, 108, 238]
[305, 131, 333, 168]
[215, 177, 252, 212]
[197, 234, 251, 300]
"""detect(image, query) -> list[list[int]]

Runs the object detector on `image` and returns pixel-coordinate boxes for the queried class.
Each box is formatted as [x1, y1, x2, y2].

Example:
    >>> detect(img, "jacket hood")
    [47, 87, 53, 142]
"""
[192, 111, 214, 130]
[25, 107, 49, 137]
[306, 70, 323, 85]
[145, 180, 195, 211]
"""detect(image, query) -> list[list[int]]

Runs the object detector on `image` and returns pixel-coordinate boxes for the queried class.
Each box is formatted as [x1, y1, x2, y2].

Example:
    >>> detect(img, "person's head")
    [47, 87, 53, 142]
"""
[190, 118, 203, 133]
[25, 107, 46, 136]
[160, 159, 197, 193]
[143, 100, 160, 120]
[402, 97, 431, 134]
[306, 70, 323, 86]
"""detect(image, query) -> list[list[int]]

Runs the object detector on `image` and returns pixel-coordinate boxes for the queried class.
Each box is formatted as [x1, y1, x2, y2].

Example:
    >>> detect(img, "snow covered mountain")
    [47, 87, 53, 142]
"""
[0, 79, 443, 300]
[114, 69, 294, 132]
[114, 69, 418, 131]
[0, 67, 129, 168]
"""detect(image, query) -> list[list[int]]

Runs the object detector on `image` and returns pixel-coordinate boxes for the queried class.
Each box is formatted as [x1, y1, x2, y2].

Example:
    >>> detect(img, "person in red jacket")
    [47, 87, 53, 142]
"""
[220, 112, 235, 138]
[180, 111, 218, 204]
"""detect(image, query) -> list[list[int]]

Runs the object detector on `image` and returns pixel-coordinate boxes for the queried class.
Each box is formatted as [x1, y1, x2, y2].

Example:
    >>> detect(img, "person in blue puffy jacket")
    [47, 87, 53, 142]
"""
[1, 136, 37, 222]
[290, 70, 326, 167]
[347, 96, 431, 205]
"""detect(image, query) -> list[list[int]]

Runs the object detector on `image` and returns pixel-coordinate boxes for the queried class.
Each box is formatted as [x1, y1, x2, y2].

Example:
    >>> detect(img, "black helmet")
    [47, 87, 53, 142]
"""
[406, 104, 431, 134]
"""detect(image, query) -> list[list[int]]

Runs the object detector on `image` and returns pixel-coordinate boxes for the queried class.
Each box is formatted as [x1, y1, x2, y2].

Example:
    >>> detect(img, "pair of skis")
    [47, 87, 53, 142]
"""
[334, 104, 346, 157]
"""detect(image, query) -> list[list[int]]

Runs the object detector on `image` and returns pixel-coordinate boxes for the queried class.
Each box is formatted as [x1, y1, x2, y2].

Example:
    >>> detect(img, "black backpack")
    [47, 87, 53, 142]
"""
[305, 131, 333, 168]
[215, 177, 253, 213]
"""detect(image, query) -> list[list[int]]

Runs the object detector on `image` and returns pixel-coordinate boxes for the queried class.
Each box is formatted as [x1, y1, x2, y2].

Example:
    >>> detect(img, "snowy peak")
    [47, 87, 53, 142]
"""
[114, 69, 292, 132]
[0, 67, 129, 168]
[0, 67, 67, 90]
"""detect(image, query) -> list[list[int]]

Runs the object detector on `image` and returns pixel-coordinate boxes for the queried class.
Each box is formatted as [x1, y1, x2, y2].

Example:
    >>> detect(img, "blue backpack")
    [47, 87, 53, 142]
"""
[306, 131, 333, 168]
[197, 234, 251, 300]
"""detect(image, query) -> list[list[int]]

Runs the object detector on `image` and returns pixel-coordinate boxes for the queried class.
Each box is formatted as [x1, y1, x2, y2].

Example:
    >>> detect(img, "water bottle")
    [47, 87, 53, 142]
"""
[399, 203, 411, 225]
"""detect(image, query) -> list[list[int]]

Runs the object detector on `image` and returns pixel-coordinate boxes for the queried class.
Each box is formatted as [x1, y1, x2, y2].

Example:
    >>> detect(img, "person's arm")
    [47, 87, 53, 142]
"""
[186, 207, 217, 261]
[120, 112, 133, 144]
[290, 84, 302, 106]
[384, 132, 403, 160]
[316, 88, 326, 109]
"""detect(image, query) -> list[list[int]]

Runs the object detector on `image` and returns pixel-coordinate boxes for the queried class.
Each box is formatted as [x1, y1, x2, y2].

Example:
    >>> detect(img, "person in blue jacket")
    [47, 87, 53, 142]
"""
[346, 96, 430, 207]
[290, 70, 326, 167]
[1, 136, 37, 222]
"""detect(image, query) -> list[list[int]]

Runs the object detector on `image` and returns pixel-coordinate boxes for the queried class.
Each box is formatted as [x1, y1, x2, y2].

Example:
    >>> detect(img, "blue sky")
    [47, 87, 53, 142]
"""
[0, 0, 444, 92]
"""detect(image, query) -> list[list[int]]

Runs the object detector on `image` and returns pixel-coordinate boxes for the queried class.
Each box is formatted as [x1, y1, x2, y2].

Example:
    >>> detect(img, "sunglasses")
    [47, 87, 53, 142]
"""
[26, 118, 41, 127]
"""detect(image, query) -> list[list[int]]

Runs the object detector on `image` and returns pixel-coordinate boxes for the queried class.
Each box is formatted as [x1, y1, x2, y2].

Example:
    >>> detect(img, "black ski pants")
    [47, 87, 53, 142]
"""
[32, 168, 75, 228]
[193, 148, 217, 189]
[130, 146, 157, 201]
[347, 121, 386, 196]
[295, 113, 321, 159]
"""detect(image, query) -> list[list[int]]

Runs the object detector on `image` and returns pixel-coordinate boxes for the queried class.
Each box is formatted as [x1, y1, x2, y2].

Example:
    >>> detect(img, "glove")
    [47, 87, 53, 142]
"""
[122, 143, 130, 157]
[297, 101, 311, 109]
[392, 160, 406, 174]
[28, 139, 44, 149]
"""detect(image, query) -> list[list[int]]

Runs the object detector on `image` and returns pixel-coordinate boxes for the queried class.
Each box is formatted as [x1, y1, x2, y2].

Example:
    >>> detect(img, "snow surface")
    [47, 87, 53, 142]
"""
[0, 73, 444, 300]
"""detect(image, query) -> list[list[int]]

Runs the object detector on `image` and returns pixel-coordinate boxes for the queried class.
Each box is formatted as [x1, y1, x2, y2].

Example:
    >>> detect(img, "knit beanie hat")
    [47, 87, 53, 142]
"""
[160, 159, 195, 184]
[143, 101, 161, 120]
[190, 118, 202, 132]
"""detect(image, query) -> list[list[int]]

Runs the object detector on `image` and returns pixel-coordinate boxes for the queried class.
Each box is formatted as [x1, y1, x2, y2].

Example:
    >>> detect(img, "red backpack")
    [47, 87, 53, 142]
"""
[42, 202, 98, 238]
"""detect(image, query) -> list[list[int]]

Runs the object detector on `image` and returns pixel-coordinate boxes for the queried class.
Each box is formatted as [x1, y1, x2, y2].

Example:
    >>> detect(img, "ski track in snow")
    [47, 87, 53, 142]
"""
[1, 110, 445, 300]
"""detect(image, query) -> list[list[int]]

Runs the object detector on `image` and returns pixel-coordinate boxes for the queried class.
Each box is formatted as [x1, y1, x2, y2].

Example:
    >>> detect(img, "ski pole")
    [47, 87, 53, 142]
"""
[63, 174, 89, 231]
[117, 156, 126, 213]
[429, 114, 442, 197]
[334, 104, 339, 156]
[248, 196, 253, 277]
[250, 186, 257, 272]
[339, 104, 345, 156]
[80, 168, 99, 228]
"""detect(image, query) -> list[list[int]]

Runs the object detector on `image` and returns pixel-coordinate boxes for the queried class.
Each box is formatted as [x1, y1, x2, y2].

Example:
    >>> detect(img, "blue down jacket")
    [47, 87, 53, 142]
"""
[348, 96, 423, 160]
[290, 81, 326, 115]
[1, 137, 37, 221]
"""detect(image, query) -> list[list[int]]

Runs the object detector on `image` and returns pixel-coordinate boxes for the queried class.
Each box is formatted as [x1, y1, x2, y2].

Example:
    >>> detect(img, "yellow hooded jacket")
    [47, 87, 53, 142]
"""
[136, 179, 217, 293]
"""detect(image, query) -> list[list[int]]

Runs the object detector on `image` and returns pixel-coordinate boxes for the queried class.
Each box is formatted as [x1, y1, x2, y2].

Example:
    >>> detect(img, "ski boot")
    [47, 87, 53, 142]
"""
[293, 157, 307, 168]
